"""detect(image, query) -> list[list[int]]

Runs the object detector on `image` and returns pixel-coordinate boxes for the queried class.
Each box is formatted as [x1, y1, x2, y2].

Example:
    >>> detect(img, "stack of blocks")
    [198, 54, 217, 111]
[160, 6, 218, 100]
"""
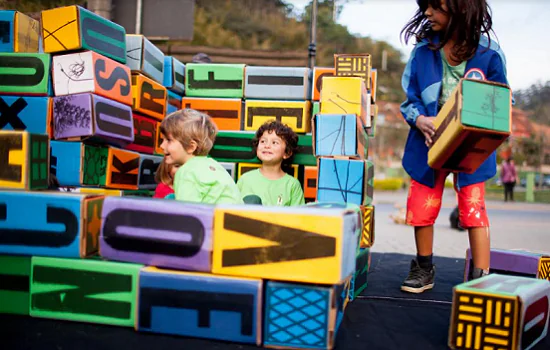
[0, 5, 381, 350]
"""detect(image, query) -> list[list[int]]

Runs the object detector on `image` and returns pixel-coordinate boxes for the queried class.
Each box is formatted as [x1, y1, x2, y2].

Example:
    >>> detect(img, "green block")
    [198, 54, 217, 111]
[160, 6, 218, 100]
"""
[0, 53, 51, 95]
[122, 189, 154, 197]
[0, 256, 31, 315]
[78, 7, 127, 64]
[185, 63, 245, 98]
[461, 80, 511, 133]
[29, 134, 50, 190]
[210, 131, 315, 166]
[83, 145, 108, 186]
[350, 248, 370, 300]
[364, 160, 374, 206]
[30, 257, 142, 327]
[311, 101, 320, 116]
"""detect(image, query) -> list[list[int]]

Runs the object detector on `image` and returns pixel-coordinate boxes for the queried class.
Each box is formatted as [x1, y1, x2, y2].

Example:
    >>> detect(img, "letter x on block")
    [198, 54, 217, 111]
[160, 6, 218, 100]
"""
[0, 97, 27, 130]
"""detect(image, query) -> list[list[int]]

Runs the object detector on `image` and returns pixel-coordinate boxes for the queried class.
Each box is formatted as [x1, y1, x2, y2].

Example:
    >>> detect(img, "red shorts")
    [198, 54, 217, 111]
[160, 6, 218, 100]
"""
[406, 171, 489, 228]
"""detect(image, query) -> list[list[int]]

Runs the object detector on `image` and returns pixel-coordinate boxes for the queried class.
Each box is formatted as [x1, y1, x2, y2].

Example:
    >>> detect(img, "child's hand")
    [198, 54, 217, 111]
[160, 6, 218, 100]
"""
[416, 115, 436, 147]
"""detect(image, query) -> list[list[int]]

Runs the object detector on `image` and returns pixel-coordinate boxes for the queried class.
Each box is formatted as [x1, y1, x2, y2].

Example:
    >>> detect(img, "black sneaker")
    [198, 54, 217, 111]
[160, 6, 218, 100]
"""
[400, 259, 435, 293]
[470, 267, 489, 280]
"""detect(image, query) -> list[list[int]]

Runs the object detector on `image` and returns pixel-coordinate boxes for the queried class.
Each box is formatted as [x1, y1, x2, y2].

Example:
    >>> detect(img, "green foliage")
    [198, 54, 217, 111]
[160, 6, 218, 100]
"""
[514, 81, 550, 126]
[0, 0, 84, 13]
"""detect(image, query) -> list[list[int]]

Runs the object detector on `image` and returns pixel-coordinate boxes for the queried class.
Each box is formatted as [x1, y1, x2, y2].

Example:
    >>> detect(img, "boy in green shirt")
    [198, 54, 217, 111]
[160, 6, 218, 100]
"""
[237, 121, 305, 206]
[159, 109, 243, 205]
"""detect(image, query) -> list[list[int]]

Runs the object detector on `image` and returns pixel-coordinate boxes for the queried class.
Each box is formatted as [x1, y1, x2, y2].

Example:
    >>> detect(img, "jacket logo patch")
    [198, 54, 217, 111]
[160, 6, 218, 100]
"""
[464, 68, 486, 81]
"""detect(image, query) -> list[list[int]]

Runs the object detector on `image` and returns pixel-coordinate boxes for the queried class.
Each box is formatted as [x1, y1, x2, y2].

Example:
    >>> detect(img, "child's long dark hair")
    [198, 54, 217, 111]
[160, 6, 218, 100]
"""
[401, 0, 495, 62]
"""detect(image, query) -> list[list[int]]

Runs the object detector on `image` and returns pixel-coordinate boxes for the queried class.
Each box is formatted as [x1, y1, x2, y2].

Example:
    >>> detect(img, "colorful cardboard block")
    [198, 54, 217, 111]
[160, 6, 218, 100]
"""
[317, 158, 374, 206]
[53, 93, 134, 147]
[0, 255, 31, 314]
[313, 114, 368, 158]
[30, 257, 141, 326]
[182, 97, 242, 131]
[131, 73, 167, 121]
[220, 161, 237, 180]
[122, 189, 154, 197]
[166, 102, 177, 115]
[155, 121, 163, 154]
[264, 280, 346, 349]
[138, 154, 162, 189]
[312, 101, 320, 117]
[312, 67, 335, 101]
[125, 34, 164, 84]
[125, 113, 157, 154]
[360, 205, 374, 248]
[368, 103, 377, 137]
[244, 100, 311, 133]
[76, 187, 123, 196]
[0, 131, 48, 190]
[52, 50, 132, 105]
[244, 66, 311, 100]
[100, 196, 214, 271]
[0, 53, 50, 95]
[320, 77, 369, 126]
[138, 267, 262, 344]
[163, 56, 185, 94]
[0, 191, 103, 257]
[464, 249, 550, 282]
[105, 147, 140, 190]
[429, 79, 512, 173]
[449, 274, 550, 350]
[210, 131, 315, 166]
[185, 63, 245, 98]
[237, 162, 299, 180]
[0, 10, 40, 53]
[167, 90, 182, 110]
[334, 53, 372, 87]
[0, 95, 50, 134]
[349, 247, 371, 301]
[303, 166, 318, 202]
[51, 140, 95, 186]
[212, 205, 358, 284]
[370, 68, 378, 102]
[41, 5, 126, 63]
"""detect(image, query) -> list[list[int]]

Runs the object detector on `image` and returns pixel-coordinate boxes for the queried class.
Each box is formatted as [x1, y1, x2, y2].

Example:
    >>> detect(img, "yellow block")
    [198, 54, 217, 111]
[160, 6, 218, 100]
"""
[14, 12, 40, 52]
[76, 188, 123, 196]
[244, 100, 311, 133]
[334, 54, 372, 88]
[237, 163, 299, 180]
[320, 77, 369, 125]
[212, 205, 358, 284]
[41, 6, 80, 53]
[360, 205, 375, 248]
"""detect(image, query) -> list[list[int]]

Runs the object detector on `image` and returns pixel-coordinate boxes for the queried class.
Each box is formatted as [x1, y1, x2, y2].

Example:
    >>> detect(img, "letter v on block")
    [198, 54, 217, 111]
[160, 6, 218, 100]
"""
[221, 213, 336, 267]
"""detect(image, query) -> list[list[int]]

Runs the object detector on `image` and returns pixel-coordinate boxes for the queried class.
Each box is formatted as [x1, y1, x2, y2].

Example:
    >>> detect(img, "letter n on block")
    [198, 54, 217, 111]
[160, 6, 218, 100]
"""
[264, 281, 344, 349]
[100, 196, 214, 271]
[30, 257, 142, 326]
[449, 274, 550, 350]
[138, 267, 262, 344]
[212, 205, 358, 284]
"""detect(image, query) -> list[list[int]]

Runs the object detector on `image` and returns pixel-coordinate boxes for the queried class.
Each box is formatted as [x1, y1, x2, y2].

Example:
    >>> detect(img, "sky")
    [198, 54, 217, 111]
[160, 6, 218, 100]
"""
[287, 0, 550, 91]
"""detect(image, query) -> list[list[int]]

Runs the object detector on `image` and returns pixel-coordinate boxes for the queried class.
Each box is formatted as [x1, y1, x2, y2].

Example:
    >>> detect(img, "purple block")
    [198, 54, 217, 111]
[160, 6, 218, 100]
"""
[100, 196, 214, 272]
[464, 248, 545, 281]
[53, 93, 134, 147]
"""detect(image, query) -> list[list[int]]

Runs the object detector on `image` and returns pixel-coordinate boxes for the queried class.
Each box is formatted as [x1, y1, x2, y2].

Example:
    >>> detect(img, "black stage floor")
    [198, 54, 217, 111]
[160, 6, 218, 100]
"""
[2, 253, 549, 350]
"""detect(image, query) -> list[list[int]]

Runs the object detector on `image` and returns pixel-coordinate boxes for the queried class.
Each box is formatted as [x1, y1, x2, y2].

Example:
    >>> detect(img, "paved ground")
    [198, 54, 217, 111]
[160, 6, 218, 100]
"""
[371, 189, 550, 259]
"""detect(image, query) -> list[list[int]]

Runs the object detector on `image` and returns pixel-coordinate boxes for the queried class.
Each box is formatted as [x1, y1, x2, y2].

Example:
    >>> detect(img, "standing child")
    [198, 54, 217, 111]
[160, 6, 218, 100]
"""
[159, 109, 243, 204]
[237, 121, 305, 206]
[153, 159, 179, 199]
[399, 0, 510, 293]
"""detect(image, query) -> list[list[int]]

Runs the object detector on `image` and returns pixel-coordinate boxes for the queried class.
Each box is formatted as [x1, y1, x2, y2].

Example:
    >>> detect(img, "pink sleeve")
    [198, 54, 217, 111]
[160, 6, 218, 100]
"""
[153, 183, 174, 198]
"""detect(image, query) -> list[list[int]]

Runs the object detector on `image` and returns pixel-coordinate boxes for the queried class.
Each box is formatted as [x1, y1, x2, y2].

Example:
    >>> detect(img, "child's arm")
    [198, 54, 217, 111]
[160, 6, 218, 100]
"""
[400, 45, 430, 128]
[290, 180, 305, 206]
[487, 51, 510, 86]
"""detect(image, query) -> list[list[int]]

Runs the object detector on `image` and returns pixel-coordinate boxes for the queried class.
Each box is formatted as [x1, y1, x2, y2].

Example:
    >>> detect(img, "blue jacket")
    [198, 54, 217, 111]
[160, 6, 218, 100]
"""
[400, 36, 510, 189]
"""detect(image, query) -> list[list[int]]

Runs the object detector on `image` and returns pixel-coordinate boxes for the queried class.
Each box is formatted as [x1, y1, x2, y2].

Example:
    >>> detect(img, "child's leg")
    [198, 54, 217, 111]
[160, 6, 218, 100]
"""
[456, 181, 490, 279]
[401, 172, 446, 293]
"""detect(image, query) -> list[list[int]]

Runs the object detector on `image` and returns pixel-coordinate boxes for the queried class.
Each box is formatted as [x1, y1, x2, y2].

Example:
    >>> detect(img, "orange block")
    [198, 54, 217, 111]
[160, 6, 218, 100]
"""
[131, 73, 167, 121]
[312, 67, 335, 101]
[106, 147, 140, 190]
[303, 166, 318, 202]
[182, 97, 242, 131]
[155, 121, 163, 155]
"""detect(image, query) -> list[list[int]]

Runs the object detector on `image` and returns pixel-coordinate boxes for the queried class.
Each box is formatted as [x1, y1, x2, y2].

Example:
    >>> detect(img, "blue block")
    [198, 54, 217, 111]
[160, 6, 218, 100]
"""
[317, 158, 365, 205]
[314, 114, 357, 157]
[0, 95, 50, 134]
[50, 141, 83, 186]
[0, 11, 15, 52]
[264, 281, 334, 349]
[163, 56, 185, 95]
[244, 66, 311, 100]
[167, 89, 182, 109]
[138, 268, 262, 345]
[0, 191, 87, 257]
[166, 103, 177, 115]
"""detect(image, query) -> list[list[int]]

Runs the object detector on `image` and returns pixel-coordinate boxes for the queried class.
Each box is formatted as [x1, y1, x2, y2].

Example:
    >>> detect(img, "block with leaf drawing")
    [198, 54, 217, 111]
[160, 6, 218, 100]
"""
[313, 113, 368, 158]
[320, 76, 369, 126]
[317, 158, 374, 206]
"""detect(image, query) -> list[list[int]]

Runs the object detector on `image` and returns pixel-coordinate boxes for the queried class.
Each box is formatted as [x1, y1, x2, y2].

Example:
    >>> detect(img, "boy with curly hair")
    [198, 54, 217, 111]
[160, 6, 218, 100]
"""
[237, 120, 305, 206]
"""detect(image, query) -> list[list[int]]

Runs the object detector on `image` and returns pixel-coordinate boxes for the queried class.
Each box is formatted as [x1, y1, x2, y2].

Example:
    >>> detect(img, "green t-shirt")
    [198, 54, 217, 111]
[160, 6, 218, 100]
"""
[237, 169, 305, 206]
[174, 156, 243, 205]
[439, 49, 466, 108]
